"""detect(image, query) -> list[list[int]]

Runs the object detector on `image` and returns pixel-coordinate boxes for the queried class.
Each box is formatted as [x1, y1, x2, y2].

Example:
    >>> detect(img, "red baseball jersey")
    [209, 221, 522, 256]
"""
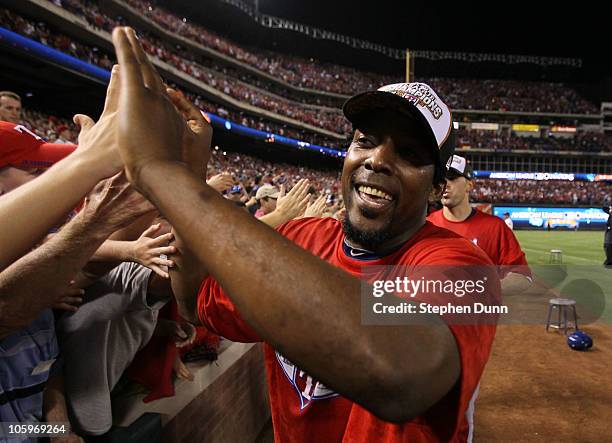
[197, 218, 498, 442]
[0, 121, 76, 168]
[428, 209, 529, 275]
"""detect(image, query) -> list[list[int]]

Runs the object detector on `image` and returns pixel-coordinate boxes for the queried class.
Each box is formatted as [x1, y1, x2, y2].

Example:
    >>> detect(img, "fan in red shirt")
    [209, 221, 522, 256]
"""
[0, 121, 76, 197]
[428, 155, 532, 295]
[109, 35, 501, 443]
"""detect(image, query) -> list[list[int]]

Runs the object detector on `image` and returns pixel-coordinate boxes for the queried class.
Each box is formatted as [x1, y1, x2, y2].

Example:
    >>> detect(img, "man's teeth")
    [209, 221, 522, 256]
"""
[357, 185, 393, 201]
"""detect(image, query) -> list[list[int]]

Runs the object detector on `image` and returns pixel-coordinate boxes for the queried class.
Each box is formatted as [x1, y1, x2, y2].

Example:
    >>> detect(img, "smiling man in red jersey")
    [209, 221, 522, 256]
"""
[109, 31, 500, 443]
[428, 155, 532, 295]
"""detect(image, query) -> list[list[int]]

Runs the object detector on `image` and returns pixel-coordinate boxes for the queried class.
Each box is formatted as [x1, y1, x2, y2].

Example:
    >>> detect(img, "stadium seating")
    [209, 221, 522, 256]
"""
[2, 2, 608, 154]
[456, 128, 609, 153]
[16, 105, 609, 206]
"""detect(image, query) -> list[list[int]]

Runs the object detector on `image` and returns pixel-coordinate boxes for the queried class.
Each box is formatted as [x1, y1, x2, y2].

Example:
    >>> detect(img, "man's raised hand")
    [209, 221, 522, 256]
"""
[206, 173, 234, 193]
[274, 179, 311, 220]
[82, 172, 155, 232]
[72, 64, 123, 179]
[303, 195, 328, 218]
[111, 27, 185, 185]
[167, 88, 213, 177]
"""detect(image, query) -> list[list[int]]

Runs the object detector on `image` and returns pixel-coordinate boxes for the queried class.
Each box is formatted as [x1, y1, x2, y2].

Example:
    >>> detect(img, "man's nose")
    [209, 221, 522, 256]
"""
[364, 141, 394, 175]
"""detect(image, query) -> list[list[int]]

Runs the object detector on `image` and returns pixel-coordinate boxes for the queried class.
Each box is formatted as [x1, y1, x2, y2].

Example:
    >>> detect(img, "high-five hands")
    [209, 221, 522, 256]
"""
[82, 172, 155, 232]
[166, 88, 213, 177]
[128, 224, 175, 278]
[275, 179, 311, 220]
[73, 64, 124, 179]
[111, 27, 186, 185]
[258, 179, 311, 228]
[303, 195, 328, 218]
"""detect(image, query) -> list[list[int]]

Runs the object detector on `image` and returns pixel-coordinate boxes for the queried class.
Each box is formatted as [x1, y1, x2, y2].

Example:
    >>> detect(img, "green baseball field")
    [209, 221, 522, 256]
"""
[516, 230, 605, 265]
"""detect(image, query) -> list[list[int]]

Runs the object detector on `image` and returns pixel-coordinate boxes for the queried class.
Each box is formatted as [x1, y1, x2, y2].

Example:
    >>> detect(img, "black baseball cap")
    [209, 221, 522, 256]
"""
[446, 155, 473, 180]
[343, 82, 455, 168]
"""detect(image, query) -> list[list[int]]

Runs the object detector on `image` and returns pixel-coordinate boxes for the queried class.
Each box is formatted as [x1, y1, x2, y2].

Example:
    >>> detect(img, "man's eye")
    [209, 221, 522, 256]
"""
[357, 137, 373, 146]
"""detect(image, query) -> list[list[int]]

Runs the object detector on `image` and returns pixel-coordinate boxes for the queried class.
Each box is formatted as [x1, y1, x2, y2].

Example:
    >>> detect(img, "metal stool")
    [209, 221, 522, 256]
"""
[549, 249, 563, 263]
[546, 298, 578, 334]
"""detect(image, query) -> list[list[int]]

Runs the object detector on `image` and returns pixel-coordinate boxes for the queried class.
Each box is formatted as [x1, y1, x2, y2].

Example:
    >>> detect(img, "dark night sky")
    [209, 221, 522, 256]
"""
[258, 0, 605, 61]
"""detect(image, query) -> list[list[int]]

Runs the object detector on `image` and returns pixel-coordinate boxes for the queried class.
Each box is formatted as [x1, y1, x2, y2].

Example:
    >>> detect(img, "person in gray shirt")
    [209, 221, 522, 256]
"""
[55, 261, 186, 436]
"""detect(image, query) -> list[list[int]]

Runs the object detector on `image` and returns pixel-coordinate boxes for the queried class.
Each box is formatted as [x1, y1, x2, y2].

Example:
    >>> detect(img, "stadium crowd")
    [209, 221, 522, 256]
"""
[2, 4, 607, 151]
[9, 100, 612, 208]
[0, 7, 351, 135]
[57, 0, 599, 115]
[456, 128, 609, 152]
[426, 77, 598, 114]
[0, 35, 610, 441]
[471, 179, 612, 206]
[208, 151, 612, 206]
[57, 0, 343, 108]
[120, 0, 396, 95]
[0, 7, 114, 70]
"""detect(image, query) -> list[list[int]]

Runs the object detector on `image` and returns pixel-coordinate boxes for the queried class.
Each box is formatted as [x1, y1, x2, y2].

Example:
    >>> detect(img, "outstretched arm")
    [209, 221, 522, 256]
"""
[92, 224, 175, 278]
[0, 66, 124, 271]
[0, 174, 154, 338]
[112, 27, 460, 422]
[168, 228, 208, 324]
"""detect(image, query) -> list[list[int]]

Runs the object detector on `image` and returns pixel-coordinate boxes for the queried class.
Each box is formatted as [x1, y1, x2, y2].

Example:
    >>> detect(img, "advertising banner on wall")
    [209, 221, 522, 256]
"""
[493, 206, 608, 230]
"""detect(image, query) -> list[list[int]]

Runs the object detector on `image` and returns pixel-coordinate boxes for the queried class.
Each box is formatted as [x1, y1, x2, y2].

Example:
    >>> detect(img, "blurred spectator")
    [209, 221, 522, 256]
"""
[471, 178, 612, 206]
[456, 127, 609, 153]
[55, 124, 75, 144]
[0, 90, 22, 123]
[254, 184, 279, 218]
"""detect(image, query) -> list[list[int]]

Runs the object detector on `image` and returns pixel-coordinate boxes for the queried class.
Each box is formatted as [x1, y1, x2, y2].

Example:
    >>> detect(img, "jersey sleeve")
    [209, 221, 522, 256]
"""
[196, 276, 261, 343]
[497, 221, 532, 278]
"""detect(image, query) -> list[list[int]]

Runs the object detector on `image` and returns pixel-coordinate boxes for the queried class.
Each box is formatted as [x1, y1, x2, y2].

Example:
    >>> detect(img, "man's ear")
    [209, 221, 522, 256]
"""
[466, 179, 474, 194]
[429, 180, 445, 203]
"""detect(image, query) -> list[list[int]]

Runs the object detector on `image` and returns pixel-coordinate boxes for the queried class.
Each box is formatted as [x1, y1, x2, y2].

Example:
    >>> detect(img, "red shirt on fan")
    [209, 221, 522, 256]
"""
[428, 208, 529, 275]
[197, 217, 498, 442]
